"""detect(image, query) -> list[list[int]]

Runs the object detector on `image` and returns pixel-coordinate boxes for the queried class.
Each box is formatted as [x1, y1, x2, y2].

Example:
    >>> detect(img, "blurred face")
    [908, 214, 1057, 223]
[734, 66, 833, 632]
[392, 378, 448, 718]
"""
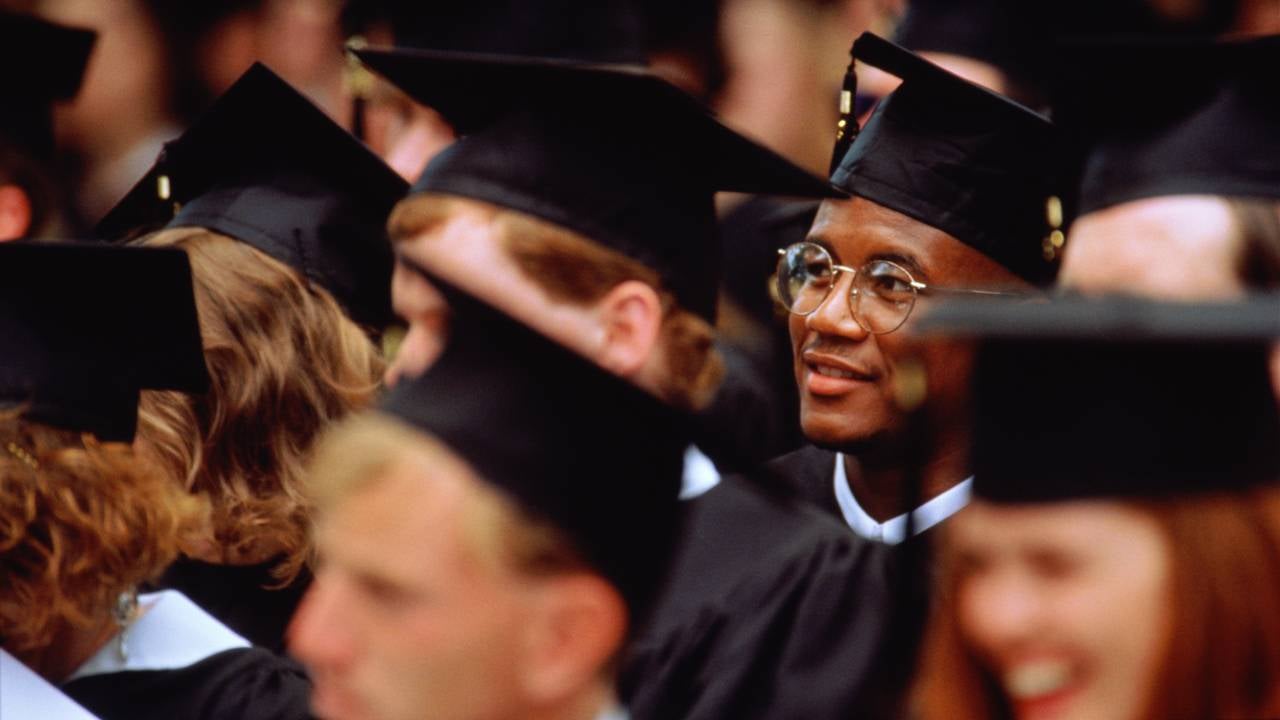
[289, 457, 536, 720]
[386, 202, 605, 386]
[1061, 195, 1244, 300]
[789, 197, 1027, 448]
[949, 501, 1172, 720]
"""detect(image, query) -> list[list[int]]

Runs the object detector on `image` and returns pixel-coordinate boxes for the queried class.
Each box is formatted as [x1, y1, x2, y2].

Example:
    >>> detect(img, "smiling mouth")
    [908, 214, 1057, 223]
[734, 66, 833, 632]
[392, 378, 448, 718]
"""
[1005, 659, 1075, 700]
[812, 365, 862, 380]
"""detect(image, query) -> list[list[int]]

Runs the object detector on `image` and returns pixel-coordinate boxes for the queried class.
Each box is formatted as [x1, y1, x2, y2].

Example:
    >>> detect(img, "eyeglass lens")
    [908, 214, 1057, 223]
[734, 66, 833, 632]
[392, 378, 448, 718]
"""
[775, 243, 917, 334]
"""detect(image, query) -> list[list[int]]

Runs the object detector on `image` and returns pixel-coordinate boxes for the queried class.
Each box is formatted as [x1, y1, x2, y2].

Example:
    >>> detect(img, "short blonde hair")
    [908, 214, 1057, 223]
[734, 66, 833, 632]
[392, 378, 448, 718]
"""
[306, 412, 586, 580]
[388, 194, 725, 411]
[133, 228, 385, 583]
[0, 414, 206, 658]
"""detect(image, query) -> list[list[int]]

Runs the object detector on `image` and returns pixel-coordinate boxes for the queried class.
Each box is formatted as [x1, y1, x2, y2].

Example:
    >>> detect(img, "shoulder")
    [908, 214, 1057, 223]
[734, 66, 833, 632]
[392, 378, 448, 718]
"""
[758, 445, 839, 507]
[63, 648, 312, 720]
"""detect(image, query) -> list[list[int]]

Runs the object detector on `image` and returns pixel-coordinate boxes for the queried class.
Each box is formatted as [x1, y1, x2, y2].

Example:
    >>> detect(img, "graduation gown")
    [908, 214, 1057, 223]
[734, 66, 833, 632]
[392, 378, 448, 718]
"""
[151, 557, 312, 654]
[61, 591, 313, 720]
[765, 444, 843, 518]
[619, 475, 894, 719]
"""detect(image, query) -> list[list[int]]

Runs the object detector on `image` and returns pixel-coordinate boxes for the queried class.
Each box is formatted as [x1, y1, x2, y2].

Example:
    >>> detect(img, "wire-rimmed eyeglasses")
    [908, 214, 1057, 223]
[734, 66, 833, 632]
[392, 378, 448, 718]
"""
[775, 242, 1022, 334]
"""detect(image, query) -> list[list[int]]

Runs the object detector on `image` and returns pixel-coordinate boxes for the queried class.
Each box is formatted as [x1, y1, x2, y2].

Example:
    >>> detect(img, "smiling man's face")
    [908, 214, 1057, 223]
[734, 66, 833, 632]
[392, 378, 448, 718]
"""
[789, 197, 1028, 450]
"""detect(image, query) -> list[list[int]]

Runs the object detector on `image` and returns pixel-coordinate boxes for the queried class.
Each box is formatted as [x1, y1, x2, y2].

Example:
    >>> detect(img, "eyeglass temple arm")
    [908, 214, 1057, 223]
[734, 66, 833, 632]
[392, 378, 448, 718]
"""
[912, 282, 1027, 297]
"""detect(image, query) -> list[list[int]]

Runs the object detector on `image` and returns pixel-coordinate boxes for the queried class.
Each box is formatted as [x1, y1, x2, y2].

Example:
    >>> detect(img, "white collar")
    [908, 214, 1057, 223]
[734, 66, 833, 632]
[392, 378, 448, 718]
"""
[595, 704, 629, 720]
[65, 590, 250, 683]
[679, 445, 721, 500]
[833, 452, 972, 544]
[2, 649, 100, 719]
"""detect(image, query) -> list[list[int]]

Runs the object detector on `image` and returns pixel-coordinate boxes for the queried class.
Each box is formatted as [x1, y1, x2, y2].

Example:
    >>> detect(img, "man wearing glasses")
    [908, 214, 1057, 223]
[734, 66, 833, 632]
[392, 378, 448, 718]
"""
[768, 33, 1060, 542]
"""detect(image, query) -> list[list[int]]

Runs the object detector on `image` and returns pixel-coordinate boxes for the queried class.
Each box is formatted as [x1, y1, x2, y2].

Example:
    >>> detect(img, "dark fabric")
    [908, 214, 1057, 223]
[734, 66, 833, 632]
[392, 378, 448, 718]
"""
[0, 9, 95, 157]
[973, 339, 1280, 502]
[916, 295, 1280, 501]
[95, 63, 406, 331]
[1056, 36, 1280, 215]
[833, 33, 1060, 286]
[151, 559, 312, 656]
[381, 262, 686, 625]
[693, 342, 799, 474]
[62, 648, 314, 720]
[354, 46, 841, 322]
[620, 476, 895, 719]
[763, 445, 842, 521]
[0, 242, 208, 441]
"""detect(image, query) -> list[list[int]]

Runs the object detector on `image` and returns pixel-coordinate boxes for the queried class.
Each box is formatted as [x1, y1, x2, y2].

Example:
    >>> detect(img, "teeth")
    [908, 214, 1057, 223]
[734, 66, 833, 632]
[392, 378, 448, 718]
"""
[815, 366, 858, 380]
[1005, 661, 1072, 699]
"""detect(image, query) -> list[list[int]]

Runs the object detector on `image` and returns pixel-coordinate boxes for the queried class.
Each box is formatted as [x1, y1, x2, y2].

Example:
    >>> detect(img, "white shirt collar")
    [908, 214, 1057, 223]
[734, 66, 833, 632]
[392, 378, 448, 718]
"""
[679, 445, 721, 500]
[2, 649, 100, 719]
[833, 452, 972, 544]
[65, 590, 250, 683]
[596, 704, 629, 720]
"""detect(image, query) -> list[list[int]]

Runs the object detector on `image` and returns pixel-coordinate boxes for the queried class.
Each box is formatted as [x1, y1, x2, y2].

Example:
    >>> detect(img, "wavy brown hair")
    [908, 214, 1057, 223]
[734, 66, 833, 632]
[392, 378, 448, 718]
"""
[134, 228, 385, 583]
[0, 413, 206, 658]
[915, 488, 1280, 720]
[389, 194, 725, 412]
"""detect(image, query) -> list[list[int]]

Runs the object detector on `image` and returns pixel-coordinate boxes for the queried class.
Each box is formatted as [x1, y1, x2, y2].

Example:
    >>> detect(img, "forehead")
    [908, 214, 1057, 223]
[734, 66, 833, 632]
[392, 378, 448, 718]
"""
[315, 456, 486, 584]
[949, 499, 1162, 553]
[808, 196, 966, 267]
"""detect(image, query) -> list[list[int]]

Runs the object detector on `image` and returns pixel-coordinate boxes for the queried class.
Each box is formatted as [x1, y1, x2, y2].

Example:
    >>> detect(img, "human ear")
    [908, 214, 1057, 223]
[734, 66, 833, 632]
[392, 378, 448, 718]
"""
[515, 574, 627, 706]
[593, 280, 662, 377]
[0, 185, 33, 241]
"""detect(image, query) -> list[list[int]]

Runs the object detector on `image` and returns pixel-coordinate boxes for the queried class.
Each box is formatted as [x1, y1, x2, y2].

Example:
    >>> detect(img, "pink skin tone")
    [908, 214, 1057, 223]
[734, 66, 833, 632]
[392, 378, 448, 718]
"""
[948, 501, 1172, 720]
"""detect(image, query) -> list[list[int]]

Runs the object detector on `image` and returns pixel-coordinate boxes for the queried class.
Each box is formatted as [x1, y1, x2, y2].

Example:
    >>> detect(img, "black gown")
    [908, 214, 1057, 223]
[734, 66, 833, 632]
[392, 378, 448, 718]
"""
[152, 558, 312, 654]
[766, 444, 844, 519]
[59, 590, 314, 720]
[619, 475, 895, 719]
[63, 647, 314, 720]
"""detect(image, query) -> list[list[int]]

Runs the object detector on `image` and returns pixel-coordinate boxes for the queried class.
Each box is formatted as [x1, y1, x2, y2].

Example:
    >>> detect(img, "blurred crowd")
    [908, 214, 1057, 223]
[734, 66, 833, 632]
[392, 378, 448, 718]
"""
[2, 1, 1280, 719]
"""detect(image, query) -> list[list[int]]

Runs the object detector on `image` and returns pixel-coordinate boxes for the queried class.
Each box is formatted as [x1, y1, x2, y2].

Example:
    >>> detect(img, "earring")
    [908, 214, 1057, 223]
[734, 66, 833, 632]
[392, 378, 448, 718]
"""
[112, 589, 139, 662]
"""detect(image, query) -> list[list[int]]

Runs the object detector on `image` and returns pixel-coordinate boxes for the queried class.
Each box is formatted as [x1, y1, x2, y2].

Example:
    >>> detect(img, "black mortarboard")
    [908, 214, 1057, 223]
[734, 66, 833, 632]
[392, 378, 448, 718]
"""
[1056, 36, 1280, 215]
[832, 33, 1060, 285]
[380, 260, 686, 624]
[0, 10, 95, 158]
[354, 47, 842, 321]
[0, 242, 209, 442]
[95, 63, 408, 330]
[918, 294, 1280, 502]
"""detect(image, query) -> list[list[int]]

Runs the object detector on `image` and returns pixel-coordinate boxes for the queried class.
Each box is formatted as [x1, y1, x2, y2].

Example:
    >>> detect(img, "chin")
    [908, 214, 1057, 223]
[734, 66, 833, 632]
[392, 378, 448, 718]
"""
[800, 413, 879, 452]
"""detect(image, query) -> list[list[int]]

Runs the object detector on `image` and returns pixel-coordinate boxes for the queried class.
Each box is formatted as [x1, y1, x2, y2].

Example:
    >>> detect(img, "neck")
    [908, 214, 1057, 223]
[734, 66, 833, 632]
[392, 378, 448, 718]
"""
[842, 425, 970, 523]
[523, 680, 616, 720]
[17, 613, 118, 685]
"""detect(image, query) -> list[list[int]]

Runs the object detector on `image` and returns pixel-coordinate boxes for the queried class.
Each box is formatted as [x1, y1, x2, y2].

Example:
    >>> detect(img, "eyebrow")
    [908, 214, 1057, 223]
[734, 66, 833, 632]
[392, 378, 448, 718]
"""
[801, 232, 930, 280]
[868, 250, 928, 280]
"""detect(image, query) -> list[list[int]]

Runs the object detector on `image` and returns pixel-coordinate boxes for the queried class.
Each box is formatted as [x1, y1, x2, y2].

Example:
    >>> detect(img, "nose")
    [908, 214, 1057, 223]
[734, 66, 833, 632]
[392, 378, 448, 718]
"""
[958, 568, 1045, 657]
[804, 272, 869, 341]
[289, 576, 358, 673]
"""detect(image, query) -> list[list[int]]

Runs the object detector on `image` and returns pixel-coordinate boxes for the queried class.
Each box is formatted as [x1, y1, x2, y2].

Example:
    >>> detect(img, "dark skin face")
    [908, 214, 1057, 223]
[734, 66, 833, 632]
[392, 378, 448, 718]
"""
[791, 196, 1030, 456]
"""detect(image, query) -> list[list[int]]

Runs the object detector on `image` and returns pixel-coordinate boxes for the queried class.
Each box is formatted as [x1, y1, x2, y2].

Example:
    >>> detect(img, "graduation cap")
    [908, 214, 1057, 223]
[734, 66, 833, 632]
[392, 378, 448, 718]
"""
[96, 63, 408, 330]
[0, 242, 209, 442]
[354, 46, 842, 322]
[917, 294, 1280, 502]
[379, 259, 687, 624]
[1056, 35, 1280, 216]
[832, 33, 1061, 285]
[0, 10, 96, 158]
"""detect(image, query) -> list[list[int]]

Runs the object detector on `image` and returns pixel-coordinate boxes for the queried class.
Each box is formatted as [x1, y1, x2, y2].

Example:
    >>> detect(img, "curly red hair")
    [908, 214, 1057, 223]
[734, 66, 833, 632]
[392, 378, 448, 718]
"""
[0, 415, 206, 657]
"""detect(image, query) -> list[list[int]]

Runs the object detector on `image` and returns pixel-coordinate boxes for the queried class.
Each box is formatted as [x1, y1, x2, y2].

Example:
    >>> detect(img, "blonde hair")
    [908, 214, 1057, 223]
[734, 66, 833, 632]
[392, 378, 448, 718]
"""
[307, 412, 586, 580]
[0, 413, 206, 657]
[388, 194, 725, 411]
[133, 228, 384, 583]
